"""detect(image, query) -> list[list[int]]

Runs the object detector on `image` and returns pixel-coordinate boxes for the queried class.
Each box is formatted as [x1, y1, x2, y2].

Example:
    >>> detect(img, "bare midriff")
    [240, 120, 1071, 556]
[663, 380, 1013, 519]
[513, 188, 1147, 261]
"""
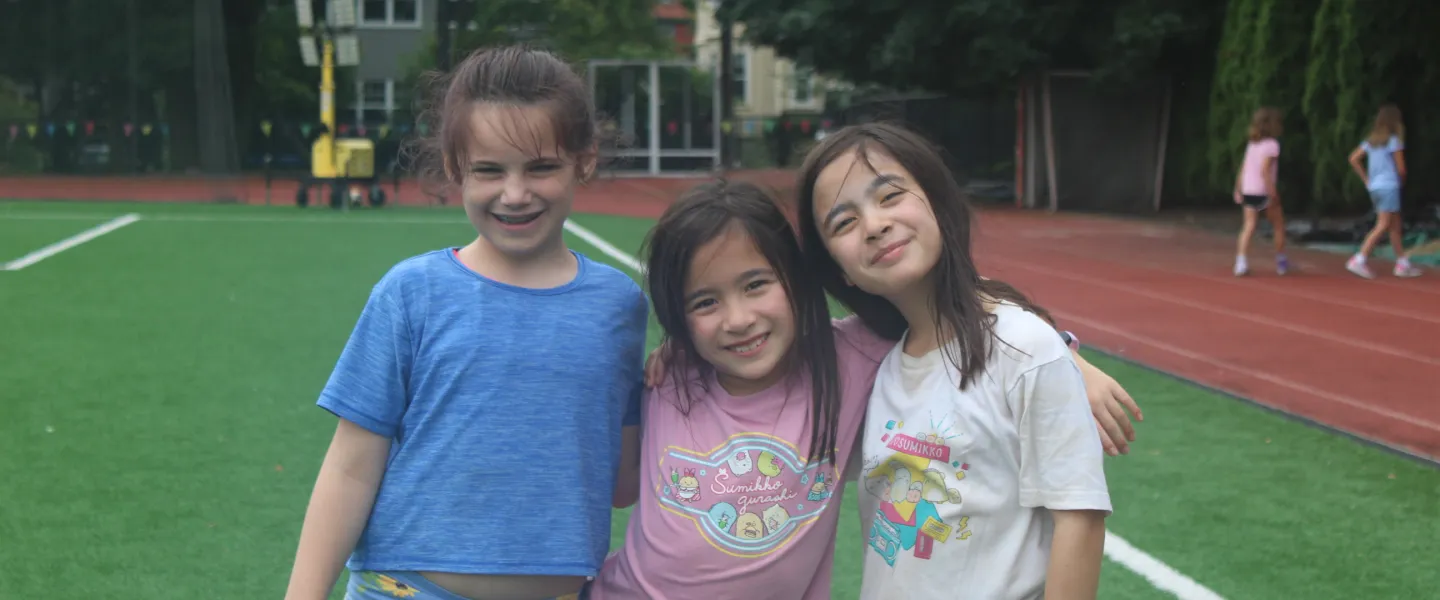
[419, 573, 589, 600]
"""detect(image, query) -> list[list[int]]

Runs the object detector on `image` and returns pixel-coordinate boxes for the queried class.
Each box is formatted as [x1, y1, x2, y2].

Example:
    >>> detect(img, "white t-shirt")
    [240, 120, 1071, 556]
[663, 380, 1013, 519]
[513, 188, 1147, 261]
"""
[857, 304, 1112, 600]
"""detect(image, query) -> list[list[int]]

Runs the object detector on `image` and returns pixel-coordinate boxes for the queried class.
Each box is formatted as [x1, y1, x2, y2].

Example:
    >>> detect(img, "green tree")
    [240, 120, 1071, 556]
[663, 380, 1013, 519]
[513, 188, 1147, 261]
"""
[727, 0, 1217, 95]
[1206, 0, 1320, 211]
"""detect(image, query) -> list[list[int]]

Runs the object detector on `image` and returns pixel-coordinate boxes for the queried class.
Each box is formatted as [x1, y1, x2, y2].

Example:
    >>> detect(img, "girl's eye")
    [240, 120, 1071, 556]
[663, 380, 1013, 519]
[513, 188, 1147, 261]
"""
[745, 279, 772, 292]
[831, 217, 854, 235]
[529, 163, 561, 174]
[882, 191, 904, 203]
[689, 298, 716, 312]
[470, 166, 503, 178]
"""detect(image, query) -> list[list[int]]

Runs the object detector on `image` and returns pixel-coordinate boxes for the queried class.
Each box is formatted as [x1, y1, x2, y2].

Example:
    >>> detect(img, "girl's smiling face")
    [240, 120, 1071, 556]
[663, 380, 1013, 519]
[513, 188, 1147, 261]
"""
[682, 222, 796, 397]
[810, 147, 943, 302]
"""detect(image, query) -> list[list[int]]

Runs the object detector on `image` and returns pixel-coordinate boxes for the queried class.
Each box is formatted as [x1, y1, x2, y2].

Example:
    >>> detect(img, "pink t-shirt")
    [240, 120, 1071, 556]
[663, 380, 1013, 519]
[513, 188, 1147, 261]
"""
[589, 316, 894, 599]
[1240, 137, 1280, 196]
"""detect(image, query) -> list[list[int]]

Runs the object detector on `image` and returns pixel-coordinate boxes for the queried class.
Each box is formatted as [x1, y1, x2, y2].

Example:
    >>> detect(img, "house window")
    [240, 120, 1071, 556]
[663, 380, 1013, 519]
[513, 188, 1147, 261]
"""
[361, 0, 420, 26]
[732, 50, 748, 104]
[792, 66, 814, 104]
[356, 79, 395, 125]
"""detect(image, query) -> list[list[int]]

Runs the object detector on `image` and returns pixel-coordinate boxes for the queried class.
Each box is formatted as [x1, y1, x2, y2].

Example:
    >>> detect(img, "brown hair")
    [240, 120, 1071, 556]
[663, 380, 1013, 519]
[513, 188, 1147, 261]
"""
[795, 123, 1055, 391]
[642, 180, 843, 465]
[1247, 107, 1283, 142]
[405, 45, 599, 193]
[1367, 103, 1405, 146]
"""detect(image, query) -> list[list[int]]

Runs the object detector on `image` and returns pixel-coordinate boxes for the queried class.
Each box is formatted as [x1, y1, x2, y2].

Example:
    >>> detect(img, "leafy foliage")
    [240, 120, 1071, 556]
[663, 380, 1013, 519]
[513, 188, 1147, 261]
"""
[1206, 0, 1319, 210]
[728, 0, 1216, 95]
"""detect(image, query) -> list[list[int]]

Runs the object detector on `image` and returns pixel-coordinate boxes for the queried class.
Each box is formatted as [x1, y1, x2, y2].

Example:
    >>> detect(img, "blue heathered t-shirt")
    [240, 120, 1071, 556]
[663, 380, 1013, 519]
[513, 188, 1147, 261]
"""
[317, 248, 648, 576]
[1361, 135, 1405, 191]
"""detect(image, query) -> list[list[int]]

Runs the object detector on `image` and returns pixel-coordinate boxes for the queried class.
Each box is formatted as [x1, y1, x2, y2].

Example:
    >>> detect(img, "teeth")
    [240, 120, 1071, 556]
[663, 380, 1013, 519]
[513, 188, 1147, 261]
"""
[494, 212, 541, 224]
[729, 334, 767, 353]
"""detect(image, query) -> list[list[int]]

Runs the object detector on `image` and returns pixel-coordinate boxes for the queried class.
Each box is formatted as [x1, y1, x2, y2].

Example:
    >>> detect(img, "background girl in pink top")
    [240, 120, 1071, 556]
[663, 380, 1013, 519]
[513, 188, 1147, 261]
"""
[1232, 106, 1290, 276]
[589, 179, 1142, 599]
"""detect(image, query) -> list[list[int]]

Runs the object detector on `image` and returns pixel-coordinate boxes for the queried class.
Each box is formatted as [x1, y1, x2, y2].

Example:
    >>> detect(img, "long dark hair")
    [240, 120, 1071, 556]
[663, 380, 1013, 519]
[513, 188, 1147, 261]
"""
[642, 179, 842, 465]
[795, 122, 1054, 390]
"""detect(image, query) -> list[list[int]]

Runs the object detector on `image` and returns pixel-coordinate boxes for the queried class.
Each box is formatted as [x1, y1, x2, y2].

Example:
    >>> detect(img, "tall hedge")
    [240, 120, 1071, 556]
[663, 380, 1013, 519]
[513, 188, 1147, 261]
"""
[1199, 0, 1440, 215]
[1206, 0, 1319, 212]
[1302, 0, 1440, 214]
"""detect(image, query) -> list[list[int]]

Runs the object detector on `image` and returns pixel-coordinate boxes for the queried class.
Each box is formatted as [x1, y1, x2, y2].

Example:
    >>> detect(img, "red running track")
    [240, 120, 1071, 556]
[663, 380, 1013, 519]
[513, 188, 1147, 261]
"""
[973, 209, 1440, 461]
[0, 171, 797, 220]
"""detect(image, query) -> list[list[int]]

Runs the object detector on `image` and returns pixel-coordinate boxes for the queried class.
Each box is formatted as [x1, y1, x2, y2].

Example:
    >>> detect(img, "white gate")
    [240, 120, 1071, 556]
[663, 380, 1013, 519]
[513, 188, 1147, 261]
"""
[587, 59, 721, 175]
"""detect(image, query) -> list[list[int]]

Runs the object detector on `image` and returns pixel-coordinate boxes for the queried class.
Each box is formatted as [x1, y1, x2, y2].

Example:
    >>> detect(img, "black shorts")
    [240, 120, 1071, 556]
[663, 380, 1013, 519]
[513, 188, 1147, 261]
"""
[1241, 194, 1270, 210]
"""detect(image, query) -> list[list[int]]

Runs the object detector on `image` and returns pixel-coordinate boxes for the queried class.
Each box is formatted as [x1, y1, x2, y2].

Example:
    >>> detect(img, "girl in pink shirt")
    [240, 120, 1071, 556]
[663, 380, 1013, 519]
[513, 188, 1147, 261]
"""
[588, 179, 1141, 599]
[589, 179, 893, 599]
[1232, 106, 1290, 276]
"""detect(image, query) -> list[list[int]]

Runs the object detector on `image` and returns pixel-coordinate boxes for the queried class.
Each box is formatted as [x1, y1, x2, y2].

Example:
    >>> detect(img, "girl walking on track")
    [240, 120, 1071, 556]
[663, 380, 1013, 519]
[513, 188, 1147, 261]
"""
[1232, 107, 1290, 277]
[1346, 104, 1423, 279]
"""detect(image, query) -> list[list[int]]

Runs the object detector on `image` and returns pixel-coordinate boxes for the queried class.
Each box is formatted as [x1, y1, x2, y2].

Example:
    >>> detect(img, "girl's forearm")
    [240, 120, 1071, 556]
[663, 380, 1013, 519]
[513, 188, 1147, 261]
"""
[1044, 510, 1107, 600]
[285, 423, 390, 600]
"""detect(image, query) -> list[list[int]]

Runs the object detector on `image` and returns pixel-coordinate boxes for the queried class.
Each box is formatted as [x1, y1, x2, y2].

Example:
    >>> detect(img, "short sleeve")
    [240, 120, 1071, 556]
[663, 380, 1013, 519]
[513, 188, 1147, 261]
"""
[622, 374, 643, 427]
[1389, 136, 1404, 152]
[1263, 138, 1281, 158]
[316, 284, 414, 438]
[1010, 356, 1112, 513]
[833, 315, 896, 364]
[621, 289, 649, 427]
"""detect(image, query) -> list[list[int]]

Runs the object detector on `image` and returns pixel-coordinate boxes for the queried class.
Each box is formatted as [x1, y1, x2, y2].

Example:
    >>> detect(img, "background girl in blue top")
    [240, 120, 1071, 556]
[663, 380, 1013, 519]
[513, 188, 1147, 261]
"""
[1346, 104, 1423, 279]
[284, 46, 648, 600]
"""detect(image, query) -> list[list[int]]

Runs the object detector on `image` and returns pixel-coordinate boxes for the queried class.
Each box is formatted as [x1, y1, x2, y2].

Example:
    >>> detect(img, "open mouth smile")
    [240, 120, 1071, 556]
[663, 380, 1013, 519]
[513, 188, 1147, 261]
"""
[492, 211, 544, 227]
[725, 333, 769, 357]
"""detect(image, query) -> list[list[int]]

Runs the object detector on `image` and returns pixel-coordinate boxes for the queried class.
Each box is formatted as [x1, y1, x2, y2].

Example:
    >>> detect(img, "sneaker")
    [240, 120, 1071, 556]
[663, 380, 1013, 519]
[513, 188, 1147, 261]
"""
[1234, 257, 1249, 277]
[1346, 255, 1375, 279]
[1394, 259, 1422, 278]
[1276, 255, 1289, 276]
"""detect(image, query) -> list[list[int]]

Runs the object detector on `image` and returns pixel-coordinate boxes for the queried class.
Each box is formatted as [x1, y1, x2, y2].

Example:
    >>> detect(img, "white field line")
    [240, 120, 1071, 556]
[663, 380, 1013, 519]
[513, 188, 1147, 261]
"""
[563, 219, 1226, 600]
[563, 220, 645, 274]
[3, 213, 142, 271]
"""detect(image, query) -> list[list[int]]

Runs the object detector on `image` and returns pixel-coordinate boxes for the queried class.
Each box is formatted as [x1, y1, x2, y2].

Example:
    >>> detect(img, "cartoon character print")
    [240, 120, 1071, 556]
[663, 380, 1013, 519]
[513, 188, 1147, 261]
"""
[657, 434, 839, 558]
[727, 449, 754, 476]
[762, 504, 792, 535]
[806, 472, 834, 502]
[671, 468, 701, 503]
[863, 417, 974, 567]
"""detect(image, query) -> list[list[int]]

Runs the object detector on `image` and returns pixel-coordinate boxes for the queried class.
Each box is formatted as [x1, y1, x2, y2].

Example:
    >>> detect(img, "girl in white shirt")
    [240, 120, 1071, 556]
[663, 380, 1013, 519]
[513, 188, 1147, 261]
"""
[796, 123, 1112, 600]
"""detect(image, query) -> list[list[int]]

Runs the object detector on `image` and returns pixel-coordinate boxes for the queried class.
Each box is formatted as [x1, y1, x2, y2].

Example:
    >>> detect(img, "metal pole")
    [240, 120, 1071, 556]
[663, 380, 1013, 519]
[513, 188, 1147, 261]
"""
[682, 70, 692, 150]
[436, 0, 452, 71]
[712, 59, 721, 172]
[718, 3, 734, 170]
[127, 0, 139, 173]
[1041, 72, 1059, 213]
[649, 61, 661, 175]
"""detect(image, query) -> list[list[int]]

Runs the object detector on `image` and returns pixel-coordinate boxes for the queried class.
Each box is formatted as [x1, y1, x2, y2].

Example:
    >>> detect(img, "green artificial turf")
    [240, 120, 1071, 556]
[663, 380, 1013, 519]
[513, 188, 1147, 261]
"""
[1, 201, 1434, 599]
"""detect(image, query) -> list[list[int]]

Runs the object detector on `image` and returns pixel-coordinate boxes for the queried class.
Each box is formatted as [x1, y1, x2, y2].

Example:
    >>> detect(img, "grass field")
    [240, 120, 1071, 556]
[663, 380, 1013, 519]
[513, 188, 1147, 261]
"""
[2, 200, 1437, 599]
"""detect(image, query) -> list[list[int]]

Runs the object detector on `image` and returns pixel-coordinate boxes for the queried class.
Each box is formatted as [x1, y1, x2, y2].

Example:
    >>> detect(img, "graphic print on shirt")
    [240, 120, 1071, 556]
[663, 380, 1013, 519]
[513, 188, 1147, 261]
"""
[658, 432, 837, 558]
[861, 414, 973, 567]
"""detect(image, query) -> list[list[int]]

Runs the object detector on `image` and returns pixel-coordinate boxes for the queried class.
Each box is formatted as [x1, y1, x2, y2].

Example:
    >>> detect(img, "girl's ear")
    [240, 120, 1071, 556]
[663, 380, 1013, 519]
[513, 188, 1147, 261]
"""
[577, 145, 600, 183]
[843, 273, 854, 287]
